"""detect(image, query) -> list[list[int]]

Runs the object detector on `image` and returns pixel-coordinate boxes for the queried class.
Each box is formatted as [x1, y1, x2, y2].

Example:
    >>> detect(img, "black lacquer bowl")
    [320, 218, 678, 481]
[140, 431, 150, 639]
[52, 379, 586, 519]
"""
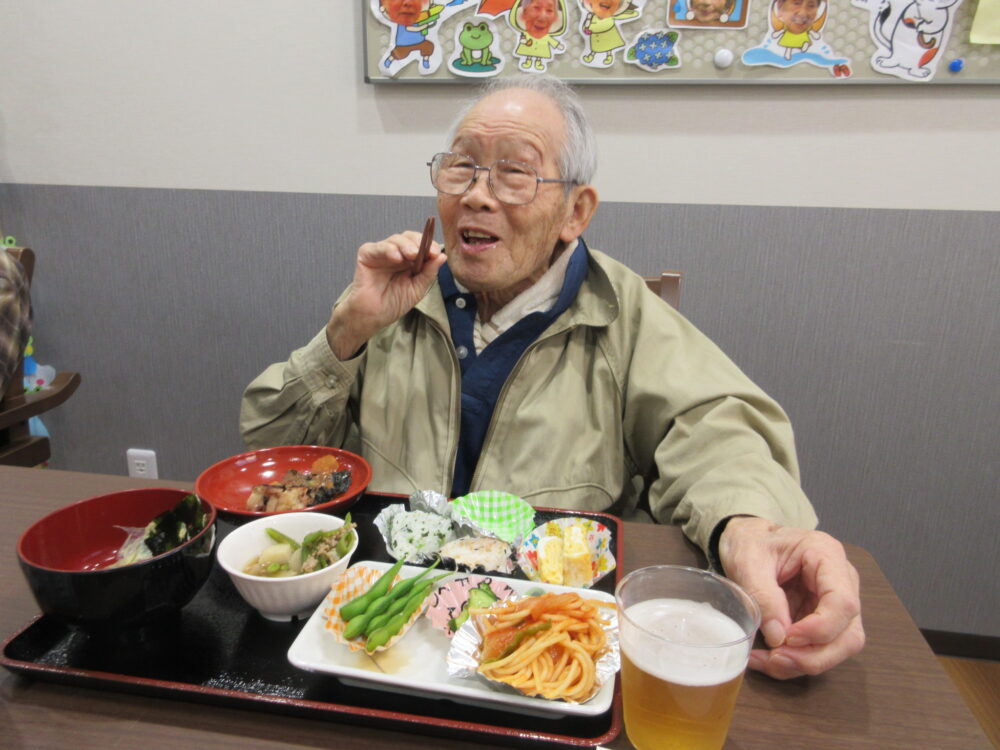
[17, 488, 217, 629]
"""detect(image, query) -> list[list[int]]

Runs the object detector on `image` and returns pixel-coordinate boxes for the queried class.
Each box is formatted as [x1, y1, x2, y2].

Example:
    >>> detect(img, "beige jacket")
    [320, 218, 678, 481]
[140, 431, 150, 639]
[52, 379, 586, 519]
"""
[240, 248, 817, 554]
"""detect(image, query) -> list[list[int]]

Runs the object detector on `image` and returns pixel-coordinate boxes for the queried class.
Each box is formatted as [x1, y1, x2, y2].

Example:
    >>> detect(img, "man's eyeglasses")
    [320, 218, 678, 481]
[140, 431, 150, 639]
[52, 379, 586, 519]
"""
[427, 152, 578, 206]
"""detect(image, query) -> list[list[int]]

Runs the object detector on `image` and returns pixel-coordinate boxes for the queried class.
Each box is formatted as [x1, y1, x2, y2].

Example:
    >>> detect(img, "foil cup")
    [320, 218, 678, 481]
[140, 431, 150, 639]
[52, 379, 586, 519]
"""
[445, 593, 620, 704]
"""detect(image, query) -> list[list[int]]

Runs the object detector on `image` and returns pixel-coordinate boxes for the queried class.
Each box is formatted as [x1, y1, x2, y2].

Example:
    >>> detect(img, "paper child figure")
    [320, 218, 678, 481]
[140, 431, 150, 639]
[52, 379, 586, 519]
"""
[772, 0, 825, 58]
[509, 0, 570, 72]
[668, 0, 748, 28]
[741, 0, 851, 76]
[373, 0, 472, 76]
[854, 0, 962, 81]
[449, 18, 505, 76]
[624, 27, 682, 71]
[579, 0, 642, 67]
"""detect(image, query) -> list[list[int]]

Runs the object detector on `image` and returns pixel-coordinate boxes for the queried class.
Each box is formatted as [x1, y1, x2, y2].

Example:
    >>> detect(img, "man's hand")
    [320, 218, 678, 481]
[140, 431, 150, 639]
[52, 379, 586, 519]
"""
[719, 517, 865, 680]
[326, 231, 446, 360]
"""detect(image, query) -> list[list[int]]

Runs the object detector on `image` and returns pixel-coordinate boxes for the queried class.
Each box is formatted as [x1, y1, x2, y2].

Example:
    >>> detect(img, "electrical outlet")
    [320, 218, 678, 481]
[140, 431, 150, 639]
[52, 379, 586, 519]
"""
[127, 448, 158, 479]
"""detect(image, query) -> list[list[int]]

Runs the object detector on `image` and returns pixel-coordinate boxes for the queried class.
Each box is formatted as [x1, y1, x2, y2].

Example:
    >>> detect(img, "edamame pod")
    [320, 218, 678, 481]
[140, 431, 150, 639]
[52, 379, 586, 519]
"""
[339, 558, 405, 621]
[364, 611, 394, 637]
[382, 572, 451, 621]
[342, 610, 376, 640]
[363, 576, 442, 652]
[363, 591, 396, 620]
[377, 558, 440, 606]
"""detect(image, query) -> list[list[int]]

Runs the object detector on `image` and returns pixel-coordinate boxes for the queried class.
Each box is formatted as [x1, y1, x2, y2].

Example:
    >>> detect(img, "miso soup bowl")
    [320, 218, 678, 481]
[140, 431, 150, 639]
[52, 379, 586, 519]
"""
[17, 488, 217, 628]
[216, 511, 358, 622]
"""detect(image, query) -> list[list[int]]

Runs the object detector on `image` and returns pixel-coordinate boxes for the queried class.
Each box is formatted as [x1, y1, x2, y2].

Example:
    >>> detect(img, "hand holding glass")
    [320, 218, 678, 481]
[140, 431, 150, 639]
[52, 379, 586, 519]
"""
[615, 565, 760, 750]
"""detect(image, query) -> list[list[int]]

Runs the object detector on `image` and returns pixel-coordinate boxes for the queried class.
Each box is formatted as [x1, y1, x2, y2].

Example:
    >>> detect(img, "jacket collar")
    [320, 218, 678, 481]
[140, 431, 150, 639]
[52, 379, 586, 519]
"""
[414, 237, 620, 331]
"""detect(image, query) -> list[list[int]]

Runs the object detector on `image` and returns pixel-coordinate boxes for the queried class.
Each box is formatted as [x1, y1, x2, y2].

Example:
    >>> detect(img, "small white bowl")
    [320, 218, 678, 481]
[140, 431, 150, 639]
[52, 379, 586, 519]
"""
[216, 511, 357, 622]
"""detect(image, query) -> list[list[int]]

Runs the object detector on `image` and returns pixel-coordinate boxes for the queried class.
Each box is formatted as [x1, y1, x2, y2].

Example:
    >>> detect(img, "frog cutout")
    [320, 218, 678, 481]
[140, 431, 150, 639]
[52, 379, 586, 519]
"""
[449, 18, 506, 76]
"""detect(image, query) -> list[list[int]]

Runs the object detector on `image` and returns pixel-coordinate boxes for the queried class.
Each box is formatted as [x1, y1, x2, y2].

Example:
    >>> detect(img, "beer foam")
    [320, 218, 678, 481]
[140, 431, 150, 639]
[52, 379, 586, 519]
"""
[621, 598, 749, 686]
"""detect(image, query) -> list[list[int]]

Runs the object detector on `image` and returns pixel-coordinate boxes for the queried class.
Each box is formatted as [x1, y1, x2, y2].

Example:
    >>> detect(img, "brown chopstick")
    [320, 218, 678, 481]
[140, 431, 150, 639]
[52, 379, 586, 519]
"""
[412, 216, 435, 275]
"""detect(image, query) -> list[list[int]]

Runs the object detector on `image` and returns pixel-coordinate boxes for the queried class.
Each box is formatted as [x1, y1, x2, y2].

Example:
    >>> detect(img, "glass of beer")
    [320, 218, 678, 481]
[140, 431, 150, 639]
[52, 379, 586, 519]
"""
[615, 565, 760, 750]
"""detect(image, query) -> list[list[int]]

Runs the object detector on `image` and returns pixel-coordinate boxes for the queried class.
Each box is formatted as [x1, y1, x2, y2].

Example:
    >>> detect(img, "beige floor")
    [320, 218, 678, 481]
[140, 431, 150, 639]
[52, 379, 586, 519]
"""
[939, 657, 1000, 748]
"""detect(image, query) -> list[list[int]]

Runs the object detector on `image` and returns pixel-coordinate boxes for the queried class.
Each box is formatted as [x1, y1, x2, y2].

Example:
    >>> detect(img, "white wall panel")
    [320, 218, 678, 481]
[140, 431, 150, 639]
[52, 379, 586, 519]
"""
[2, 1, 999, 210]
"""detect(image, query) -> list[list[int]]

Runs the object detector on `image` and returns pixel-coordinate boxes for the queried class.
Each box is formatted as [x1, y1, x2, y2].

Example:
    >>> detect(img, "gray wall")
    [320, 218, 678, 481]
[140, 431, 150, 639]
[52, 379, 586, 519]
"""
[3, 183, 998, 638]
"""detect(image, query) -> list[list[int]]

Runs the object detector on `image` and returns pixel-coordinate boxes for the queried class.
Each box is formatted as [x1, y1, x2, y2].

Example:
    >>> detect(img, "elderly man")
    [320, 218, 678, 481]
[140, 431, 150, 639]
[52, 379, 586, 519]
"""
[240, 76, 863, 680]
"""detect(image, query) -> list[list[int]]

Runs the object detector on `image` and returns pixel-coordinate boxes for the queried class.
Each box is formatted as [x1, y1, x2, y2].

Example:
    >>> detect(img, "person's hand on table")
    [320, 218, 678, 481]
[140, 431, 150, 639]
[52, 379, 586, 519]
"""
[719, 516, 865, 680]
[326, 231, 446, 360]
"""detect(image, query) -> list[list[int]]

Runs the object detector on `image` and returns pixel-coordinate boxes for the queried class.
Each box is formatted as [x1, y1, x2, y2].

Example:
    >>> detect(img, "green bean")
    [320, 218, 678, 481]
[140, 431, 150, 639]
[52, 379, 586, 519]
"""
[335, 513, 355, 558]
[265, 528, 300, 549]
[339, 559, 405, 621]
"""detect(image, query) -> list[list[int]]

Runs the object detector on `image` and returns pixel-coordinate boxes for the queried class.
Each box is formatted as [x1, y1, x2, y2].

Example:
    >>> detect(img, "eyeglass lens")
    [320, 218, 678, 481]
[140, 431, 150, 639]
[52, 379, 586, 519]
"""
[430, 153, 539, 205]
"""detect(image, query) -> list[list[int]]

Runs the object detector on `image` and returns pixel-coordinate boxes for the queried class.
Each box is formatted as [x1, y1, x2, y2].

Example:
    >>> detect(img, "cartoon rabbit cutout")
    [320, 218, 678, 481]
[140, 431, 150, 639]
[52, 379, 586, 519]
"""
[862, 0, 963, 81]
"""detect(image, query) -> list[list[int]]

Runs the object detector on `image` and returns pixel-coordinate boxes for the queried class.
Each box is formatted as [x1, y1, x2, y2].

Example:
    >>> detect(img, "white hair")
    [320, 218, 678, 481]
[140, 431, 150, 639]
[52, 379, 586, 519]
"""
[444, 75, 597, 189]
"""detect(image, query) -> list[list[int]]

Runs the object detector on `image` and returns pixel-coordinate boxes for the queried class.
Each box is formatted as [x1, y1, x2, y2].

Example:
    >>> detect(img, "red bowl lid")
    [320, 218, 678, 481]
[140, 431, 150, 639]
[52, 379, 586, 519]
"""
[195, 445, 371, 518]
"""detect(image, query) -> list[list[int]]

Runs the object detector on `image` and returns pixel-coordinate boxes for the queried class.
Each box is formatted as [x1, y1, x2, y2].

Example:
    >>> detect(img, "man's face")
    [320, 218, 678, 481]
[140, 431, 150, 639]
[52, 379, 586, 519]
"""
[437, 89, 579, 300]
[776, 0, 820, 34]
[522, 0, 558, 38]
[384, 0, 427, 25]
[689, 0, 728, 23]
[585, 0, 622, 19]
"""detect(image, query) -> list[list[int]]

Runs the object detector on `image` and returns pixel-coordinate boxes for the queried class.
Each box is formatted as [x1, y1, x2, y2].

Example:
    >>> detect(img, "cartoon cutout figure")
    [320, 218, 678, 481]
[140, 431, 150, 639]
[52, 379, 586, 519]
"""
[578, 0, 642, 67]
[668, 0, 749, 29]
[741, 0, 852, 76]
[624, 27, 682, 71]
[853, 0, 963, 81]
[509, 0, 569, 72]
[449, 19, 505, 76]
[372, 0, 472, 77]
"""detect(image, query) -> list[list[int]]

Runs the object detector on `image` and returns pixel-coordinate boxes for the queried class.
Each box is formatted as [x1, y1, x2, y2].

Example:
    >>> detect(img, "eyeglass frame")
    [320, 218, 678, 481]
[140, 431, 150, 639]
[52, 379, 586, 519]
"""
[427, 151, 579, 206]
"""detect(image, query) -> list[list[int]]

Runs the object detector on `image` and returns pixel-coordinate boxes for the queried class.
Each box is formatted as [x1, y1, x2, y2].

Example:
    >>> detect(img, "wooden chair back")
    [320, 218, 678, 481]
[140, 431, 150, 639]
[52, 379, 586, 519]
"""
[643, 270, 682, 310]
[0, 247, 81, 466]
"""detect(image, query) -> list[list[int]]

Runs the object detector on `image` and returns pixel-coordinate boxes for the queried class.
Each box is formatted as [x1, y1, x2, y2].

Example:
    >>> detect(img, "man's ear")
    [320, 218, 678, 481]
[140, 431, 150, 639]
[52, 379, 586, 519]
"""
[559, 184, 600, 244]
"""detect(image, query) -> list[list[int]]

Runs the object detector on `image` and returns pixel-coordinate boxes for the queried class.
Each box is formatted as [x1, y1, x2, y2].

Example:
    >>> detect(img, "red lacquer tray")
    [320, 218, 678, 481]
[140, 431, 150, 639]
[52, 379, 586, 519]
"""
[2, 493, 624, 748]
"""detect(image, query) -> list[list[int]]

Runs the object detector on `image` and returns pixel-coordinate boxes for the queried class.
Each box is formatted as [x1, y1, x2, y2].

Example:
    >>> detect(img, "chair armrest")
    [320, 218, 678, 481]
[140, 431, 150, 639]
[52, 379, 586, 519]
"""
[0, 371, 81, 430]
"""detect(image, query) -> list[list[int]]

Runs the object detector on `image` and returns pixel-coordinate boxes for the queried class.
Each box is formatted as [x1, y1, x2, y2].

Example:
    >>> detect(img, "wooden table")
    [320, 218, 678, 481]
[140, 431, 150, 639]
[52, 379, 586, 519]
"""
[0, 467, 989, 749]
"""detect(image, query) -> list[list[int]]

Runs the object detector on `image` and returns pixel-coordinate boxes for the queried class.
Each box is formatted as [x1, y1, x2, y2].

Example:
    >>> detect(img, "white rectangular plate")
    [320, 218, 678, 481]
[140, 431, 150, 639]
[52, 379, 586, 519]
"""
[287, 561, 616, 718]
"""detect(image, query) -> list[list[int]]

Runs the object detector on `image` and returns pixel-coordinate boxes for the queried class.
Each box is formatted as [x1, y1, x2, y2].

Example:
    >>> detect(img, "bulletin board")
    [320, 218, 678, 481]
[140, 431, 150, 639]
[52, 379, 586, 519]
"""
[363, 0, 1000, 84]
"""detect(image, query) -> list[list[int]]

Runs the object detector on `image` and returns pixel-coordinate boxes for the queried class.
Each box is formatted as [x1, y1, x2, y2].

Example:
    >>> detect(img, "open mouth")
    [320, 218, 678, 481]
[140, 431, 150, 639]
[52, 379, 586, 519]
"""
[461, 229, 499, 250]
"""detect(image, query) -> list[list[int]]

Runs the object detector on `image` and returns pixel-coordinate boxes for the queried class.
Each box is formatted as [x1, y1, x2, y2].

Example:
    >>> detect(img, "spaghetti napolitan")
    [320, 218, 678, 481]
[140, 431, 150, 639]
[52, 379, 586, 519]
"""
[471, 592, 614, 702]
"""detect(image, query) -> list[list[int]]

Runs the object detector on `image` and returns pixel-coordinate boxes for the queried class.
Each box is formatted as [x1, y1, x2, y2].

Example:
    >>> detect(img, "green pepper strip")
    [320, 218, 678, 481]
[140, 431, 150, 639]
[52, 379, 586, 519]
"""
[339, 559, 405, 622]
[482, 621, 553, 664]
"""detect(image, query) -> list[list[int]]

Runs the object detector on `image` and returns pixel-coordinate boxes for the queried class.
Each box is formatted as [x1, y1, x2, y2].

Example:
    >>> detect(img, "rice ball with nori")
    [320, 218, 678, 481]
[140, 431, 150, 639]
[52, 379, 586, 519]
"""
[389, 510, 456, 561]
